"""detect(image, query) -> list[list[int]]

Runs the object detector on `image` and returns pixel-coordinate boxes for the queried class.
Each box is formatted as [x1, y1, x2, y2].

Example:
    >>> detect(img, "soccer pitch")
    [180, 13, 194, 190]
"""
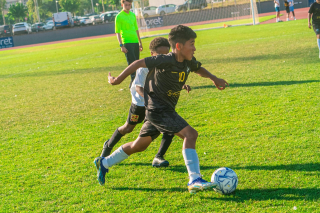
[1, 19, 320, 212]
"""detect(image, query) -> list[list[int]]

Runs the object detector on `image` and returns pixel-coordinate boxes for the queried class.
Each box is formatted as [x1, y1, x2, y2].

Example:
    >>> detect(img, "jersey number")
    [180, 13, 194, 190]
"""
[179, 72, 185, 82]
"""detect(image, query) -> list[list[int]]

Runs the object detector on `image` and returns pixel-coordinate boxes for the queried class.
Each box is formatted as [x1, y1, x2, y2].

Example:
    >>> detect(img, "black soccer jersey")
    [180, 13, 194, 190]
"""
[309, 2, 320, 24]
[144, 52, 201, 111]
[284, 0, 289, 8]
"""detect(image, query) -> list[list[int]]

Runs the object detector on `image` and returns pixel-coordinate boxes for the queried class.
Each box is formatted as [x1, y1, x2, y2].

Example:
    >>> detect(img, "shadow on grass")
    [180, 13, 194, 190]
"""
[205, 188, 320, 201]
[192, 80, 320, 89]
[111, 187, 320, 201]
[121, 163, 320, 173]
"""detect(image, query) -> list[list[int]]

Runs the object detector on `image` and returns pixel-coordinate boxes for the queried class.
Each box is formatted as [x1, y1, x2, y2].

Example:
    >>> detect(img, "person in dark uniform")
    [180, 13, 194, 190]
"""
[94, 25, 228, 194]
[308, 0, 320, 58]
[99, 37, 191, 168]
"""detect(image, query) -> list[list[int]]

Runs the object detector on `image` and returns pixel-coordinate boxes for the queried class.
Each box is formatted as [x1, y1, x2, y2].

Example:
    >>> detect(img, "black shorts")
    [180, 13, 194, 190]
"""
[313, 23, 320, 35]
[127, 103, 145, 125]
[139, 110, 189, 140]
[285, 7, 290, 13]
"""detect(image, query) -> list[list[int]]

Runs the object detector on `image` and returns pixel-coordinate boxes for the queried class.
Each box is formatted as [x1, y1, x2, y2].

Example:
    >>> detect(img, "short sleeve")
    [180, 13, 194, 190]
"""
[309, 4, 314, 13]
[144, 54, 171, 70]
[115, 15, 121, 33]
[135, 68, 149, 87]
[188, 57, 202, 72]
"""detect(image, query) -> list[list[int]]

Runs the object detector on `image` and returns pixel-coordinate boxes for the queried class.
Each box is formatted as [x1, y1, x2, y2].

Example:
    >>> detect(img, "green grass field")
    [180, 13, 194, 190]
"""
[1, 19, 320, 212]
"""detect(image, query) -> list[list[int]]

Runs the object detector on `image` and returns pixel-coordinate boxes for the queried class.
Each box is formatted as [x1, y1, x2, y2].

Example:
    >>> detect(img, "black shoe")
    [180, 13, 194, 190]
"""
[152, 156, 169, 167]
[100, 140, 112, 157]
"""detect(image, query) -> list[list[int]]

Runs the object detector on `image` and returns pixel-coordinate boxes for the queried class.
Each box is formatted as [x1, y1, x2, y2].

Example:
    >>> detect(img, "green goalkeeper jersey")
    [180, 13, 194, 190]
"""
[115, 10, 139, 44]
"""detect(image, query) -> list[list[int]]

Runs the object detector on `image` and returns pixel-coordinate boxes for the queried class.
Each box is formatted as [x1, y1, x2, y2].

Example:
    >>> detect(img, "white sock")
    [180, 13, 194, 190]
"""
[182, 148, 201, 184]
[317, 39, 320, 50]
[102, 146, 128, 168]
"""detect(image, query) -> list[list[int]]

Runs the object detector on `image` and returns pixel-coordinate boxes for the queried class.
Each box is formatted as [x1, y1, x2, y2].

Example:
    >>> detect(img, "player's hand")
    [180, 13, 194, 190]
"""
[308, 22, 311, 29]
[121, 46, 128, 53]
[139, 44, 143, 52]
[182, 85, 191, 93]
[108, 72, 117, 85]
[212, 78, 229, 90]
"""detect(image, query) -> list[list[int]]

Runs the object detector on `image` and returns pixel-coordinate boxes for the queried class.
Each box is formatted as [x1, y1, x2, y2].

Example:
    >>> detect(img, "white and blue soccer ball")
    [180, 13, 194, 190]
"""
[211, 167, 238, 195]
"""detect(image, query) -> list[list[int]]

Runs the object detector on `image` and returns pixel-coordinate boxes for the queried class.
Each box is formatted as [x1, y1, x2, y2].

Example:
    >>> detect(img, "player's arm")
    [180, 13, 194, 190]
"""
[308, 13, 312, 29]
[195, 67, 229, 90]
[136, 30, 143, 52]
[136, 86, 144, 97]
[108, 59, 147, 85]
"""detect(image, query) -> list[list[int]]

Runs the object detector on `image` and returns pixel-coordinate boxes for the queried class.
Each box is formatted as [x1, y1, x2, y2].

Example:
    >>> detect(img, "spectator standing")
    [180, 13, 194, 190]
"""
[284, 0, 290, 21]
[274, 0, 281, 22]
[115, 0, 143, 87]
[287, 0, 296, 20]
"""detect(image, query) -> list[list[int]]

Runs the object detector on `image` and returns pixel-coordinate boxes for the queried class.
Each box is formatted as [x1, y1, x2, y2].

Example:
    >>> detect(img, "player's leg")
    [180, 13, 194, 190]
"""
[152, 133, 174, 167]
[286, 10, 290, 21]
[175, 125, 216, 194]
[124, 43, 140, 88]
[313, 24, 320, 58]
[94, 121, 160, 185]
[276, 8, 280, 22]
[317, 34, 320, 58]
[100, 103, 145, 157]
[290, 7, 296, 20]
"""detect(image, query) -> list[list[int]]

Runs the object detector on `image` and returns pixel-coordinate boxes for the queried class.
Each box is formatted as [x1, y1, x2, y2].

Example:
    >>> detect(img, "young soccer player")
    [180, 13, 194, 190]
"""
[284, 0, 290, 21]
[100, 37, 191, 167]
[275, 0, 281, 22]
[94, 25, 229, 194]
[116, 0, 143, 87]
[287, 0, 296, 20]
[308, 0, 320, 58]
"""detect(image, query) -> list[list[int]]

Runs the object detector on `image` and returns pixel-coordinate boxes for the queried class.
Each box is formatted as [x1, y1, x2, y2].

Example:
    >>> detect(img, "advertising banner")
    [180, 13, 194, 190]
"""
[138, 16, 163, 29]
[0, 37, 14, 49]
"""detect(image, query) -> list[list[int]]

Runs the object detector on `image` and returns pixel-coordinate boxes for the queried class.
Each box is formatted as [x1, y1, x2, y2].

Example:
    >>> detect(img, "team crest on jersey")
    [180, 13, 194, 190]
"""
[186, 66, 190, 74]
[130, 114, 139, 122]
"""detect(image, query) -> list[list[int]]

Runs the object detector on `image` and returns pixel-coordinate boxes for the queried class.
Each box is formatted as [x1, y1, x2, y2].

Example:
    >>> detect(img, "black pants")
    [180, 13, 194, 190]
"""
[124, 43, 140, 88]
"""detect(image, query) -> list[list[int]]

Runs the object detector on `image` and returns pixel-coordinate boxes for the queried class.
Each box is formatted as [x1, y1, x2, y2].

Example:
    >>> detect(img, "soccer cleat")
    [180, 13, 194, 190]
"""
[100, 139, 112, 157]
[187, 177, 217, 194]
[152, 156, 169, 167]
[93, 157, 108, 185]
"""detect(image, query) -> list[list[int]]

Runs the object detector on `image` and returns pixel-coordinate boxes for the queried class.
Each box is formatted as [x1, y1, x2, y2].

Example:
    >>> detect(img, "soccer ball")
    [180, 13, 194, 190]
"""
[211, 167, 238, 195]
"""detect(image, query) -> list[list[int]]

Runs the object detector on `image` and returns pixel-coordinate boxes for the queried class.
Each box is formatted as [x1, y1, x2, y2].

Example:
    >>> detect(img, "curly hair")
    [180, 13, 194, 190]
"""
[168, 25, 197, 49]
[121, 0, 133, 3]
[149, 37, 171, 53]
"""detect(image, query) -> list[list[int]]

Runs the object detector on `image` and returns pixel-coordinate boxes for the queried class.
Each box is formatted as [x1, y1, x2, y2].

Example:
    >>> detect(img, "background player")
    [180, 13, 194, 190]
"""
[308, 0, 320, 58]
[100, 37, 191, 167]
[287, 0, 296, 20]
[115, 0, 143, 87]
[94, 25, 229, 194]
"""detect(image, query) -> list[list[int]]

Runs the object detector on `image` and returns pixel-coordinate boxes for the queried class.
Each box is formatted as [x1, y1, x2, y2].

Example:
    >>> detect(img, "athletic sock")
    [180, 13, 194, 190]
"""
[182, 148, 201, 184]
[107, 129, 123, 148]
[317, 39, 320, 50]
[155, 134, 174, 158]
[102, 146, 128, 168]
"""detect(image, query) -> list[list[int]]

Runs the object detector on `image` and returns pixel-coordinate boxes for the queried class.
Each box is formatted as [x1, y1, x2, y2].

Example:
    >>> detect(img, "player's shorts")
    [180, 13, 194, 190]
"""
[275, 7, 280, 12]
[312, 23, 320, 35]
[139, 110, 189, 140]
[127, 103, 145, 125]
[289, 6, 294, 12]
[285, 7, 290, 13]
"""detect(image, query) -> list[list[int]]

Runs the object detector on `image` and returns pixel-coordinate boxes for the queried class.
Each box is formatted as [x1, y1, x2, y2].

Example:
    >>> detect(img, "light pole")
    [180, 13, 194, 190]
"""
[56, 0, 59, 13]
[96, 3, 99, 13]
